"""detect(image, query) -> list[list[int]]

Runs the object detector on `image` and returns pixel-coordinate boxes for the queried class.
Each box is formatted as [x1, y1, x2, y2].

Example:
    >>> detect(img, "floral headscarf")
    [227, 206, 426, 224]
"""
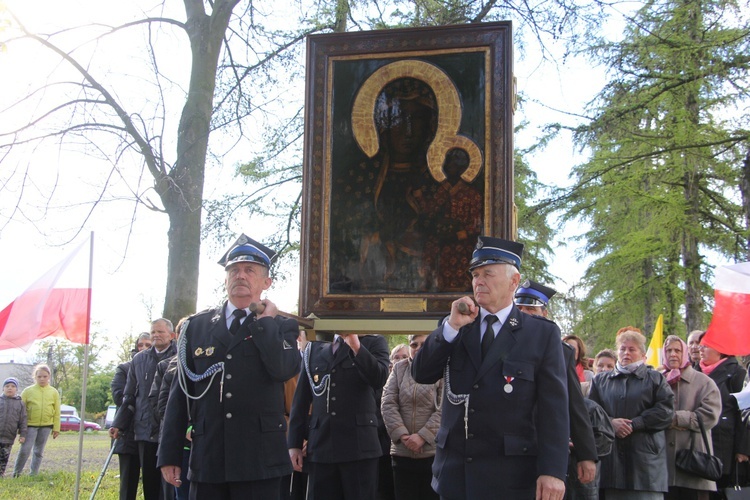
[662, 335, 690, 385]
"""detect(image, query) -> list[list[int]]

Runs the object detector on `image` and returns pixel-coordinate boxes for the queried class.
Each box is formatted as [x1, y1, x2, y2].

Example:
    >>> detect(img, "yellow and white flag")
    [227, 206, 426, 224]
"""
[645, 314, 664, 368]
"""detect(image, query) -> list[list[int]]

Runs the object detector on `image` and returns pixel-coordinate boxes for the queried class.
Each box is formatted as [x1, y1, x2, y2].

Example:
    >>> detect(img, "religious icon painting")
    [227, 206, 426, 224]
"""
[300, 22, 515, 320]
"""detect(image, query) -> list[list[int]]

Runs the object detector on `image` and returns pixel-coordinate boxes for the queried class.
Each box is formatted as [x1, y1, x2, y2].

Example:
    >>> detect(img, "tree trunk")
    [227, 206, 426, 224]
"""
[642, 258, 654, 335]
[160, 0, 240, 322]
[680, 0, 705, 332]
[742, 149, 750, 261]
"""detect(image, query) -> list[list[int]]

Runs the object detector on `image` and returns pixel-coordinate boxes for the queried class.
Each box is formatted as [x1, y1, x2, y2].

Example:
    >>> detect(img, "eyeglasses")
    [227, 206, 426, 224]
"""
[409, 342, 424, 349]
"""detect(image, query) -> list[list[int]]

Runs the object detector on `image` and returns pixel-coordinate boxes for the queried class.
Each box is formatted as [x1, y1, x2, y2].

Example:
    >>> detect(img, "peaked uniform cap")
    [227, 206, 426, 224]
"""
[218, 233, 277, 269]
[468, 236, 524, 271]
[515, 280, 557, 307]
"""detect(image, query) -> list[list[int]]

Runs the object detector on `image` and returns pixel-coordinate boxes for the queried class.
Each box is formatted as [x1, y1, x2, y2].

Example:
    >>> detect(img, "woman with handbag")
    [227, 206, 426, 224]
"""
[589, 328, 675, 500]
[696, 342, 750, 499]
[660, 335, 722, 500]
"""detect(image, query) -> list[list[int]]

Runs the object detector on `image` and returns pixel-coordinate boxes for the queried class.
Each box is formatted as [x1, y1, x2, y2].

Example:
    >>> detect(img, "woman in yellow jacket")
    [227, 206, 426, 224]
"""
[13, 364, 60, 476]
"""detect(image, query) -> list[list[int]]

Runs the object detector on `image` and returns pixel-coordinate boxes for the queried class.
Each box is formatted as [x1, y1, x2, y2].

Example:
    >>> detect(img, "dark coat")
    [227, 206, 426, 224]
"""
[156, 357, 178, 423]
[589, 364, 674, 492]
[112, 341, 176, 443]
[157, 303, 300, 483]
[288, 335, 391, 464]
[147, 355, 174, 435]
[0, 394, 27, 444]
[111, 361, 137, 455]
[412, 306, 570, 499]
[563, 342, 598, 463]
[697, 357, 750, 474]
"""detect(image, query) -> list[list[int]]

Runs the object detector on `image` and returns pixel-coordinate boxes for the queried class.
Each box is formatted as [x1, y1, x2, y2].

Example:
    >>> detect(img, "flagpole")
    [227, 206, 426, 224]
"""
[74, 232, 94, 500]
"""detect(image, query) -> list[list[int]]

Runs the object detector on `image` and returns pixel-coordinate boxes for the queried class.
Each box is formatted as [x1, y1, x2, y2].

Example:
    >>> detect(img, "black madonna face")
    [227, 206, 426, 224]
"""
[386, 99, 434, 162]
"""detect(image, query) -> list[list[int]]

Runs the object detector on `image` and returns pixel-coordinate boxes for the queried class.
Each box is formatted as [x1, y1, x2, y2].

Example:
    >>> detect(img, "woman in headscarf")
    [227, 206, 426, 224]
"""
[696, 341, 750, 498]
[589, 329, 674, 499]
[660, 335, 721, 500]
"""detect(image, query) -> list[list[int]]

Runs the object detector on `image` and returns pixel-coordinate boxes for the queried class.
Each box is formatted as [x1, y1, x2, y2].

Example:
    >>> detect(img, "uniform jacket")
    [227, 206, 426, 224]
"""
[113, 341, 176, 443]
[697, 357, 750, 474]
[660, 365, 722, 491]
[589, 363, 674, 492]
[21, 383, 60, 432]
[412, 306, 570, 500]
[563, 342, 598, 464]
[0, 394, 28, 444]
[381, 358, 442, 459]
[111, 361, 137, 455]
[288, 335, 390, 464]
[158, 303, 300, 483]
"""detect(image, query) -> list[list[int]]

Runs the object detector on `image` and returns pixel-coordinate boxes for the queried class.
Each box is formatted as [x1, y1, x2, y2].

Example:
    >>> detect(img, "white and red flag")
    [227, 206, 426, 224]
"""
[0, 237, 92, 351]
[702, 261, 750, 356]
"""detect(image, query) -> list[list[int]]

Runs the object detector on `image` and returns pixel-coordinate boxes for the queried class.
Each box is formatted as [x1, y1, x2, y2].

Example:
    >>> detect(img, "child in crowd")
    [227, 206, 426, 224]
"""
[0, 377, 28, 476]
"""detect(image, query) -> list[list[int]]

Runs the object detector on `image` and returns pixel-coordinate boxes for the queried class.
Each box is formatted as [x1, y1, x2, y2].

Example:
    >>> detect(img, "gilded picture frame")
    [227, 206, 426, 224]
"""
[300, 22, 514, 319]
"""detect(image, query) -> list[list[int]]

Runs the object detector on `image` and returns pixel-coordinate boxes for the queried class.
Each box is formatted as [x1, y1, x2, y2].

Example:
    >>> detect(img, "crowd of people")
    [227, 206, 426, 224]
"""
[1, 233, 749, 500]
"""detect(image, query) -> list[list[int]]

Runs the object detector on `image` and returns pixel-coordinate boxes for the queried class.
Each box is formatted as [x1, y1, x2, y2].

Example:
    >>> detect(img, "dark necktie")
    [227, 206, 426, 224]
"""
[482, 315, 498, 360]
[332, 336, 343, 355]
[229, 309, 247, 335]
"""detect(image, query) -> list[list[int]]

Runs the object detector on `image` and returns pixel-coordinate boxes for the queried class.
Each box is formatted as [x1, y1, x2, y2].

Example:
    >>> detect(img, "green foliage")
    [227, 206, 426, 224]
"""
[562, 0, 750, 351]
[64, 373, 115, 418]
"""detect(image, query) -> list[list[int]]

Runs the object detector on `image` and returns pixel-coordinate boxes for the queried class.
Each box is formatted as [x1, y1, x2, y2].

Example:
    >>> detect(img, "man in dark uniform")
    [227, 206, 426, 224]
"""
[288, 332, 390, 500]
[412, 236, 569, 500]
[158, 235, 300, 499]
[515, 280, 599, 497]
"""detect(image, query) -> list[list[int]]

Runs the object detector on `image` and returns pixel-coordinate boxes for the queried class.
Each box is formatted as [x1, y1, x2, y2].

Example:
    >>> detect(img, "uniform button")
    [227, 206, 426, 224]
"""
[516, 370, 522, 375]
[473, 384, 479, 390]
[466, 457, 473, 463]
[227, 354, 232, 360]
[331, 383, 336, 387]
[278, 423, 283, 428]
[332, 369, 336, 373]
[226, 413, 232, 419]
[468, 433, 474, 439]
[331, 397, 336, 401]
[522, 447, 528, 452]
[226, 392, 232, 399]
[331, 412, 337, 416]
[226, 374, 232, 380]
[469, 408, 475, 414]
[258, 327, 264, 332]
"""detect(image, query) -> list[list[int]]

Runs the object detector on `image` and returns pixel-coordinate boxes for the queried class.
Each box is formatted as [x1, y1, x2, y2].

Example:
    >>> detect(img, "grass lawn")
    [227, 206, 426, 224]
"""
[2, 431, 136, 499]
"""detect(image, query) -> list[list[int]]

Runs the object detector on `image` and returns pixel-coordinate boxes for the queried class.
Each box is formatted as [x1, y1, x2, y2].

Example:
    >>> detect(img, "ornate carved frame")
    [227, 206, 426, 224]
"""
[300, 22, 514, 320]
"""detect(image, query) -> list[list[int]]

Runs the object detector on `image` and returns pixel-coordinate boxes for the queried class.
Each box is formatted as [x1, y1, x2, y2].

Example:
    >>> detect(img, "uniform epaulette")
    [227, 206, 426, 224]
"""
[189, 306, 215, 319]
[531, 314, 558, 326]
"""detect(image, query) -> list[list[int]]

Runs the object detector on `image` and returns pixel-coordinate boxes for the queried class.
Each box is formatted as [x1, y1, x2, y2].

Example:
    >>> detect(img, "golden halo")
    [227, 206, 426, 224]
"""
[351, 60, 482, 183]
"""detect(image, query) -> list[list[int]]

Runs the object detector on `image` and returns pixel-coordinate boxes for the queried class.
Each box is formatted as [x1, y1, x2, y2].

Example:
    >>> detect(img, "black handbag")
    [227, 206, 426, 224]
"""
[724, 468, 750, 500]
[675, 414, 723, 482]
